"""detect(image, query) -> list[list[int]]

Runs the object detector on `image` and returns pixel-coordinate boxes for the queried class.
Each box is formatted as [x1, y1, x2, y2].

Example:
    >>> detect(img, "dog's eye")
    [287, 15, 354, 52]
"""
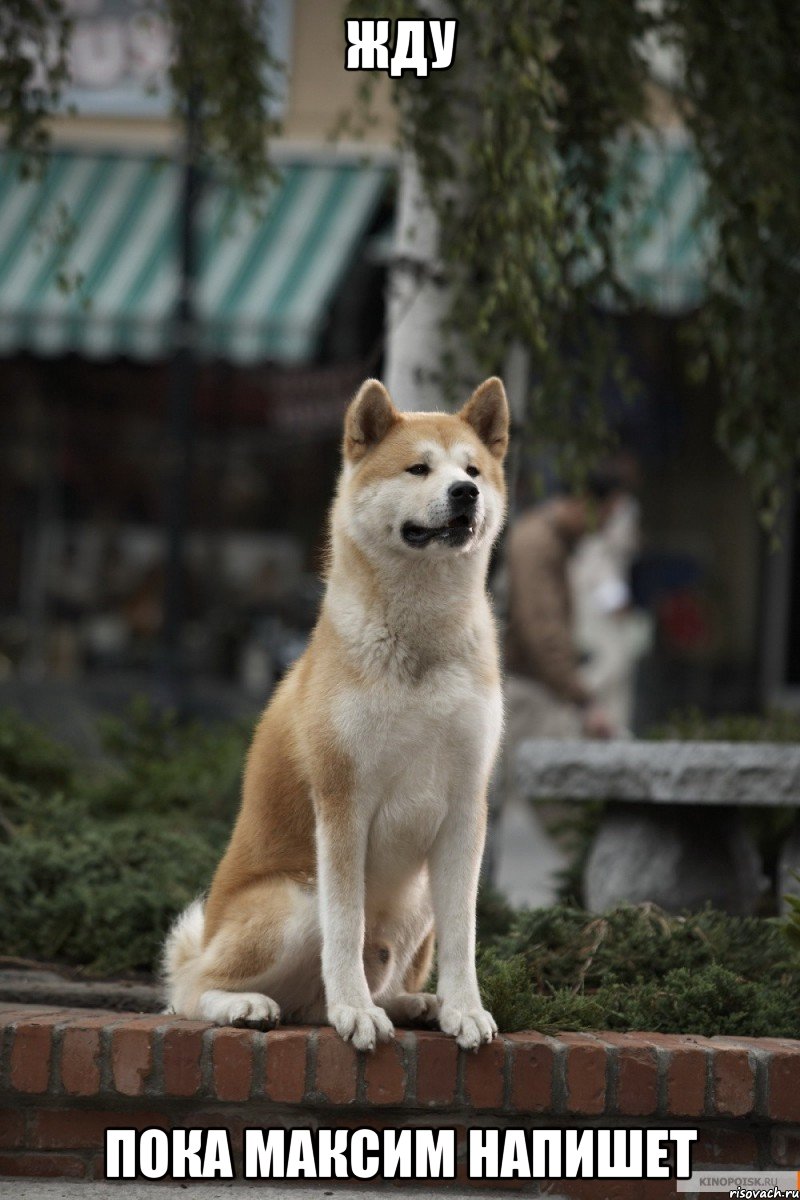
[466, 465, 480, 478]
[406, 463, 430, 476]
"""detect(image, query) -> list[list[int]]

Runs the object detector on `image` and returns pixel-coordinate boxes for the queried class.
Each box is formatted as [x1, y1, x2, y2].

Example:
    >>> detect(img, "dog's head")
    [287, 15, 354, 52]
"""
[336, 377, 509, 562]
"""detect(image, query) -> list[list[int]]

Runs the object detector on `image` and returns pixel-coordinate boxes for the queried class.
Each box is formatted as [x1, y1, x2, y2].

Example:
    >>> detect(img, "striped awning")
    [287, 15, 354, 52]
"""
[611, 133, 711, 312]
[0, 151, 389, 363]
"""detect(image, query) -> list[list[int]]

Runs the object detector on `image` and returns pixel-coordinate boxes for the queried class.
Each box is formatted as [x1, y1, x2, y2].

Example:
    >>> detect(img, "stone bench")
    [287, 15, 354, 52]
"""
[515, 740, 800, 914]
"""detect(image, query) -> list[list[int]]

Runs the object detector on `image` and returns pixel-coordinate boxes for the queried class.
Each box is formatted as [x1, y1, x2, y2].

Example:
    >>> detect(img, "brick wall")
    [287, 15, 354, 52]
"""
[1, 1003, 799, 1197]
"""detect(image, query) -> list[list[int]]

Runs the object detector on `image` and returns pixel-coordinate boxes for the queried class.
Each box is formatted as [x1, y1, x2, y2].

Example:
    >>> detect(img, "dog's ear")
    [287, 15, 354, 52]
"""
[459, 377, 509, 460]
[344, 379, 400, 462]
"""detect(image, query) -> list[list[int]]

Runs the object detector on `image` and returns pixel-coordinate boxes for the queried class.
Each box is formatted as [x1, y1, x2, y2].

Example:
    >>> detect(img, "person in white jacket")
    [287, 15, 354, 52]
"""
[570, 492, 652, 734]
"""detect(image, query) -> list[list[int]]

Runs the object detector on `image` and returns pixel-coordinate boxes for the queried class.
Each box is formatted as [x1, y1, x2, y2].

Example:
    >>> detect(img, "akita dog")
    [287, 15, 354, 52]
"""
[163, 376, 509, 1051]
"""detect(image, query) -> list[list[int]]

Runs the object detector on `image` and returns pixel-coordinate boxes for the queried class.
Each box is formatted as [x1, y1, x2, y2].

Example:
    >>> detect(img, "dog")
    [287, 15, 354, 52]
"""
[163, 375, 509, 1051]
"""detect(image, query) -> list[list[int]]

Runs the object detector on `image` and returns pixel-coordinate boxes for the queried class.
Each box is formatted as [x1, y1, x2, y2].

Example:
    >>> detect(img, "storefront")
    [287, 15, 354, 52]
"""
[0, 148, 392, 685]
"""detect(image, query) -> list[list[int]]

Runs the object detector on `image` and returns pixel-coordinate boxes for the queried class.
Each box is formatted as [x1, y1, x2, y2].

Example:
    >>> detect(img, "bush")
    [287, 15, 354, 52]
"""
[475, 897, 800, 1037]
[0, 701, 247, 974]
[0, 708, 74, 792]
[2, 706, 800, 1037]
[648, 707, 800, 743]
[89, 697, 248, 819]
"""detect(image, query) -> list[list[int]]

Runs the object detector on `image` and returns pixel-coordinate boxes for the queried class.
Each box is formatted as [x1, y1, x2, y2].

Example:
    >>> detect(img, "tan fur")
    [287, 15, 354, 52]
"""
[403, 927, 436, 993]
[163, 377, 509, 1050]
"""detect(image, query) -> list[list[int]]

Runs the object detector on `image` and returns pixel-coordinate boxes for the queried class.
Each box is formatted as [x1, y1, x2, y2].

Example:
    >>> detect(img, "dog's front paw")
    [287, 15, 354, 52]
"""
[329, 1003, 394, 1051]
[438, 1002, 497, 1050]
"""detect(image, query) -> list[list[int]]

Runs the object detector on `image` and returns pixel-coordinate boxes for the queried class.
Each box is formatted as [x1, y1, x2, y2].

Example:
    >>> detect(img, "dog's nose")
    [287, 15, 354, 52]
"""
[448, 480, 479, 508]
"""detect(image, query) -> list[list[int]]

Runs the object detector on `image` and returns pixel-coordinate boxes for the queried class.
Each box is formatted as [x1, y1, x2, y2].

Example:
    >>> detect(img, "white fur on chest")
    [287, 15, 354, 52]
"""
[332, 661, 502, 889]
[334, 661, 500, 782]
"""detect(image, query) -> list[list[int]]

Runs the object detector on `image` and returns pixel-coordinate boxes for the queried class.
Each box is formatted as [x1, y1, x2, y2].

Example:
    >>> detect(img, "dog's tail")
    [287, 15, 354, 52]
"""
[161, 898, 205, 1014]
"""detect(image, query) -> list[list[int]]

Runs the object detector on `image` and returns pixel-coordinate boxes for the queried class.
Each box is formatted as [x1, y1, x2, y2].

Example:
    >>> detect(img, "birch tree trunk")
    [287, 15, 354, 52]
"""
[383, 150, 451, 412]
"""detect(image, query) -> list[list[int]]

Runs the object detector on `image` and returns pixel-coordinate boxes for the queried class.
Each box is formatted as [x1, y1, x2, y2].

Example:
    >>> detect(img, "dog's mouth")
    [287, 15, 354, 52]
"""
[401, 513, 477, 548]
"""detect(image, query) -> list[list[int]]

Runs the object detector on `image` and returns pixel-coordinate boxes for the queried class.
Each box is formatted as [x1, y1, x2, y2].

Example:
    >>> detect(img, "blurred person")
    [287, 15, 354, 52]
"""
[504, 468, 628, 743]
[489, 468, 628, 908]
[570, 490, 653, 732]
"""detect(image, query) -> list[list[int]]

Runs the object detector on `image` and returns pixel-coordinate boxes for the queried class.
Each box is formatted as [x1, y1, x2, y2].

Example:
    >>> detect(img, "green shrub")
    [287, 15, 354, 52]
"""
[475, 902, 800, 1037]
[0, 701, 246, 974]
[0, 708, 74, 791]
[2, 705, 800, 1037]
[648, 706, 800, 743]
[89, 697, 248, 819]
[0, 813, 226, 974]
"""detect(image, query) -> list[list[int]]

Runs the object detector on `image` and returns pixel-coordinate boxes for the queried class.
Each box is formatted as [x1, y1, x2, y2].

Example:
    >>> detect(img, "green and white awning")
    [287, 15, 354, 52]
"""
[0, 136, 708, 362]
[611, 133, 711, 312]
[0, 151, 389, 363]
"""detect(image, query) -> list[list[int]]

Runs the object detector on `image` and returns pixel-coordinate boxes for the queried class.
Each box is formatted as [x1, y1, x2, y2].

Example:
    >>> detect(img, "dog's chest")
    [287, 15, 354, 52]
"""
[335, 659, 495, 777]
[332, 660, 501, 877]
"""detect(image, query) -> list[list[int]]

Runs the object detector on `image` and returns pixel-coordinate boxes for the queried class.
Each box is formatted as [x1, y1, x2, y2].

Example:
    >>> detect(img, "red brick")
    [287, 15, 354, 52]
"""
[0, 1107, 25, 1148]
[415, 1032, 458, 1106]
[712, 1047, 755, 1117]
[162, 1022, 208, 1097]
[771, 1126, 800, 1167]
[544, 1181, 649, 1200]
[363, 1035, 407, 1105]
[769, 1047, 800, 1122]
[110, 1023, 156, 1096]
[0, 1152, 86, 1178]
[9, 1016, 63, 1093]
[464, 1036, 505, 1110]
[211, 1027, 254, 1102]
[562, 1033, 606, 1115]
[643, 1035, 709, 1118]
[30, 1108, 168, 1150]
[601, 1034, 658, 1116]
[60, 1026, 103, 1097]
[642, 1181, 684, 1200]
[314, 1028, 358, 1104]
[694, 1128, 758, 1166]
[508, 1033, 554, 1113]
[263, 1028, 308, 1103]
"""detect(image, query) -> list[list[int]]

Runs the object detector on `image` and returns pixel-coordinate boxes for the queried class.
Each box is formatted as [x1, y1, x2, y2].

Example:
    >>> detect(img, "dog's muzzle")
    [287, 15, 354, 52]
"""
[401, 482, 480, 548]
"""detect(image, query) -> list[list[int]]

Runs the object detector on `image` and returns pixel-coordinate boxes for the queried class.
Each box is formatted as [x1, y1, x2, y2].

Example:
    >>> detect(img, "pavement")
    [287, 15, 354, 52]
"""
[0, 1183, 536, 1199]
[493, 795, 567, 909]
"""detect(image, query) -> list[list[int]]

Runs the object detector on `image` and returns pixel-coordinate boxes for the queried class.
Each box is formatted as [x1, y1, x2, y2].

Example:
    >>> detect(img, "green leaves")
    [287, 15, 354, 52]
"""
[0, 0, 72, 165]
[784, 874, 800, 953]
[476, 897, 800, 1036]
[350, 0, 800, 513]
[166, 0, 283, 196]
[0, 702, 248, 975]
[351, 0, 652, 474]
[2, 1, 282, 196]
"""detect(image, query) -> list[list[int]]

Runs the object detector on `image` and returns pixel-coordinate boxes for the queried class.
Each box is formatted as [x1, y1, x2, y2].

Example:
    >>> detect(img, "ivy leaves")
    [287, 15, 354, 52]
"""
[0, 0, 72, 166]
[356, 0, 654, 482]
[664, 0, 800, 527]
[165, 0, 282, 196]
[354, 0, 800, 515]
[6, 1, 800, 515]
[1, 1, 282, 196]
